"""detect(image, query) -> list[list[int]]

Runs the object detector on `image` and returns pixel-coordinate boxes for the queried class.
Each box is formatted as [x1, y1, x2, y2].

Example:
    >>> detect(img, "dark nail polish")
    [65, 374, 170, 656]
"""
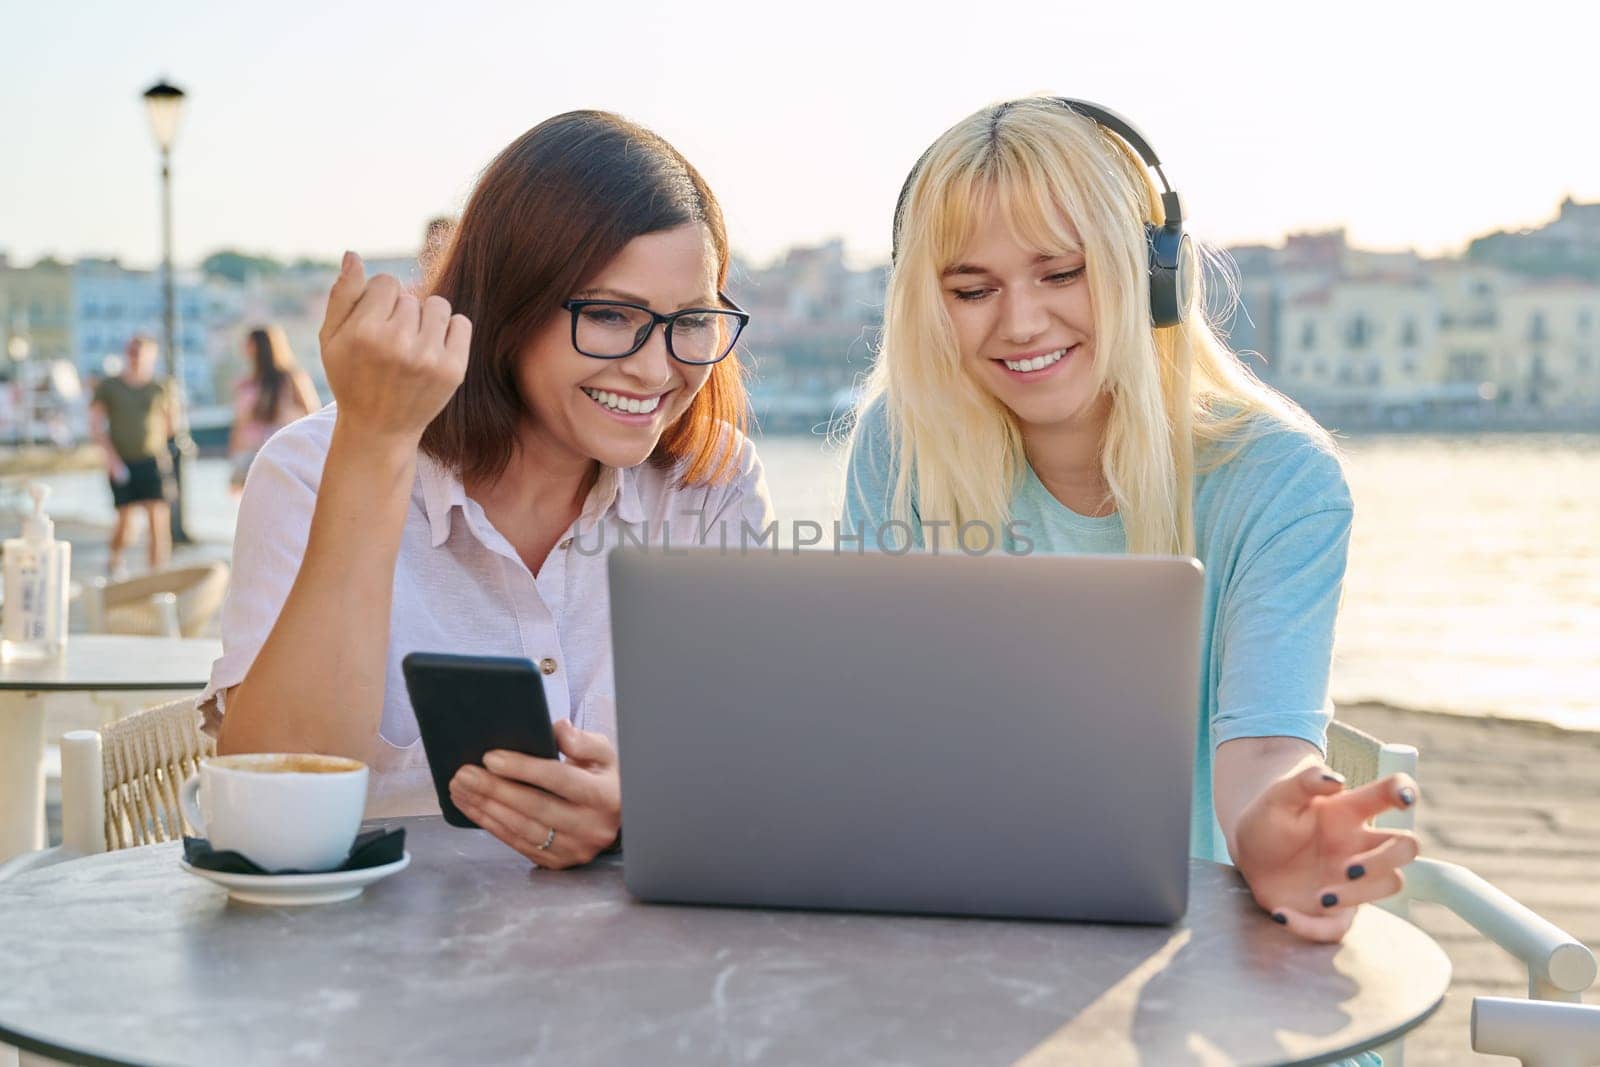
[1272, 912, 1288, 925]
[1347, 864, 1366, 880]
[1321, 772, 1345, 785]
[1399, 787, 1416, 807]
[1321, 892, 1339, 908]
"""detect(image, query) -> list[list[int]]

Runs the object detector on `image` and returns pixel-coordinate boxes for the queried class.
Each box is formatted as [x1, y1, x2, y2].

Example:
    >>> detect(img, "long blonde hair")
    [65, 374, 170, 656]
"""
[853, 97, 1331, 555]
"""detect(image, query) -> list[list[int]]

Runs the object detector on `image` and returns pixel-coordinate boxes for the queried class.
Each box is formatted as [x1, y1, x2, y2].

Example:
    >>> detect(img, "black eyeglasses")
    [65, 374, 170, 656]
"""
[559, 291, 750, 365]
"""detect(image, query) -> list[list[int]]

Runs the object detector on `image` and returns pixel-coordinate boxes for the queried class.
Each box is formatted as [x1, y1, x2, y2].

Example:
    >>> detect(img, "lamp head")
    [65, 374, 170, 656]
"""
[142, 79, 186, 151]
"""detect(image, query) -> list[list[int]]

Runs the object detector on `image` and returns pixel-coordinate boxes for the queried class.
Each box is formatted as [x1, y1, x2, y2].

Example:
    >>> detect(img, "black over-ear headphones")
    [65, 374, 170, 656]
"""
[891, 97, 1191, 329]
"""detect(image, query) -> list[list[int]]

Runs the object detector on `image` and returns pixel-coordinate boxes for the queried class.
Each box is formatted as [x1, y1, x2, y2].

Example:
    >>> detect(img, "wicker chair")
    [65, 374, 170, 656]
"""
[80, 561, 230, 639]
[1326, 719, 1600, 1067]
[0, 697, 213, 881]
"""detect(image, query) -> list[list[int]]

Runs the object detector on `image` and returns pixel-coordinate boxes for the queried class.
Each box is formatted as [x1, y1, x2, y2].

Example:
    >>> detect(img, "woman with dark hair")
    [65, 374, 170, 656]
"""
[227, 325, 321, 490]
[202, 111, 771, 870]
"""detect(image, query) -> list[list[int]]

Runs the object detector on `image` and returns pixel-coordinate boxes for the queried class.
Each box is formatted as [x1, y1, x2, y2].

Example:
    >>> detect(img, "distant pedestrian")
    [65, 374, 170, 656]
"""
[228, 325, 321, 491]
[419, 215, 457, 278]
[90, 335, 176, 576]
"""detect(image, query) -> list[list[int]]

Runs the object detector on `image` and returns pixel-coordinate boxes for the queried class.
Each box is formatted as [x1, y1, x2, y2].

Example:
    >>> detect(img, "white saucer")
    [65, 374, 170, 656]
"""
[179, 853, 411, 906]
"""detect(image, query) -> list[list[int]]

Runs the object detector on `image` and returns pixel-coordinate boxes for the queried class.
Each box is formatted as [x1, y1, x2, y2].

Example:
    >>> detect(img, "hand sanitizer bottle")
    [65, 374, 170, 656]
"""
[2, 482, 71, 662]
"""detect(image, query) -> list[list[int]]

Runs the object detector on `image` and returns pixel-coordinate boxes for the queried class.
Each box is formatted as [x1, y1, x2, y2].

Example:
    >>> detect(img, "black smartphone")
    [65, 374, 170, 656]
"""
[402, 651, 561, 829]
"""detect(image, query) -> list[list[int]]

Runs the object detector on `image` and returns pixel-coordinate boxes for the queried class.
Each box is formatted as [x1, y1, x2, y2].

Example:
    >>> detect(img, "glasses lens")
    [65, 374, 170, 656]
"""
[668, 311, 743, 364]
[573, 303, 655, 357]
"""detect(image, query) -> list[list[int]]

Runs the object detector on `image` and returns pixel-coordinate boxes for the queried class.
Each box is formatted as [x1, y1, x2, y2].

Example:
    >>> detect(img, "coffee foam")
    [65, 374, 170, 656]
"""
[206, 753, 366, 775]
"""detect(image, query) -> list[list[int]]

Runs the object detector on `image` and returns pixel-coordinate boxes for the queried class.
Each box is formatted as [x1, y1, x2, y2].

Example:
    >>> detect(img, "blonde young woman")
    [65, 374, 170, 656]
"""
[843, 97, 1420, 947]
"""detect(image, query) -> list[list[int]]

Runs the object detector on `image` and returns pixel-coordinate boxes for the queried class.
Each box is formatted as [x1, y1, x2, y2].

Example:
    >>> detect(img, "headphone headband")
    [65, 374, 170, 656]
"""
[1050, 99, 1163, 178]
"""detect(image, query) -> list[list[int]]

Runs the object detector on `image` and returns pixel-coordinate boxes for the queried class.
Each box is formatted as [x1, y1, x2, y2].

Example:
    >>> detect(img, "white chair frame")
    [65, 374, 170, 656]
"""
[80, 561, 230, 639]
[1327, 719, 1600, 1066]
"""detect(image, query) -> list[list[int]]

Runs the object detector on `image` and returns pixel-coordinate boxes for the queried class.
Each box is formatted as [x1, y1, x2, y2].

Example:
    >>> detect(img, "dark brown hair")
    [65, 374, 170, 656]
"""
[244, 325, 305, 423]
[420, 110, 747, 488]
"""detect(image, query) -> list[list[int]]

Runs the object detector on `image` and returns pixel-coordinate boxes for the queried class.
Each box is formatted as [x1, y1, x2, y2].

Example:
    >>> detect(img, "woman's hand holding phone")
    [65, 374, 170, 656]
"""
[448, 720, 622, 870]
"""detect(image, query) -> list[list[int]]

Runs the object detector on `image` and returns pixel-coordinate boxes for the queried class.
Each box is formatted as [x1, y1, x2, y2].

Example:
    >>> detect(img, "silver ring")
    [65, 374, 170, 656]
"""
[533, 827, 557, 852]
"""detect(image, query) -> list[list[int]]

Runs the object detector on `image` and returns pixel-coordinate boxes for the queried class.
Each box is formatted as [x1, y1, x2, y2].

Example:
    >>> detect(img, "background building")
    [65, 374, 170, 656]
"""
[70, 258, 212, 399]
[4, 197, 1598, 446]
[1468, 196, 1600, 283]
[1498, 282, 1600, 407]
[1230, 203, 1600, 428]
[731, 239, 885, 432]
[2, 256, 81, 443]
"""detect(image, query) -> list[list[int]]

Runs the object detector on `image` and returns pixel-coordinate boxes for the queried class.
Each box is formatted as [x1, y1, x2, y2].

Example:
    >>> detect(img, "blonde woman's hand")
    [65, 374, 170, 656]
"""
[447, 720, 622, 871]
[317, 251, 470, 445]
[1231, 764, 1421, 942]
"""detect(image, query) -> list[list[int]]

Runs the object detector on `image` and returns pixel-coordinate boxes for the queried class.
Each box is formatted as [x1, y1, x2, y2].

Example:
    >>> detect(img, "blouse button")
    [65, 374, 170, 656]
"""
[558, 538, 574, 550]
[540, 658, 558, 676]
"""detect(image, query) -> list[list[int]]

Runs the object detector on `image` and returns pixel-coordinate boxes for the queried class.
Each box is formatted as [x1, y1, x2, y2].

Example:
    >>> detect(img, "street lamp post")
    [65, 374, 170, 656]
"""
[142, 78, 194, 545]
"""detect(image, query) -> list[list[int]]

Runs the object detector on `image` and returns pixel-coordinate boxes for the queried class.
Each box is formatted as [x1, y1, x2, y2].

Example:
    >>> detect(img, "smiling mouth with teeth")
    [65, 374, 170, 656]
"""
[1001, 347, 1069, 373]
[581, 387, 663, 415]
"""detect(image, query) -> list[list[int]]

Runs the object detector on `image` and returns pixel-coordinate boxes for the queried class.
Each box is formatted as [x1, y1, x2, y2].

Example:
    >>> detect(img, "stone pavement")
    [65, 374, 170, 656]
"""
[1339, 702, 1600, 1065]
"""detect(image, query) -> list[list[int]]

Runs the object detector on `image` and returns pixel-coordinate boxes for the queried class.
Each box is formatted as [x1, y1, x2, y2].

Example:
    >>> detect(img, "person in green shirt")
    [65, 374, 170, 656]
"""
[90, 335, 176, 576]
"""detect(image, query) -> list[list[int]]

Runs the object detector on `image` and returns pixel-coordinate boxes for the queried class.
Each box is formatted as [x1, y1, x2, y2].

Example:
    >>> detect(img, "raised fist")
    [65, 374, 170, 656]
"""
[317, 251, 471, 443]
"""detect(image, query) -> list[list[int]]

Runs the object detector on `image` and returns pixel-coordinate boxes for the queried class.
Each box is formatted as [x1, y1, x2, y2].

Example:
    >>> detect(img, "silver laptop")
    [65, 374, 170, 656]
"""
[608, 548, 1203, 923]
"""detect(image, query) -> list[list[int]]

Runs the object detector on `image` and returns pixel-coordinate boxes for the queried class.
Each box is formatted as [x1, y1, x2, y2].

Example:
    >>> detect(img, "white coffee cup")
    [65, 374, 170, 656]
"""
[179, 753, 369, 873]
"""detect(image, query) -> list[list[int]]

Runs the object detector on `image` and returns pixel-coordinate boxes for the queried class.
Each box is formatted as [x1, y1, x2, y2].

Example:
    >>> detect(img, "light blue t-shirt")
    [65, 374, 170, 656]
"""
[841, 400, 1354, 864]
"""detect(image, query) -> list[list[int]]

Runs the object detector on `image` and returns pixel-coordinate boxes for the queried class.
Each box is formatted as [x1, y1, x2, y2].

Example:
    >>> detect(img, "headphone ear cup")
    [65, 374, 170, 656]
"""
[1145, 223, 1188, 329]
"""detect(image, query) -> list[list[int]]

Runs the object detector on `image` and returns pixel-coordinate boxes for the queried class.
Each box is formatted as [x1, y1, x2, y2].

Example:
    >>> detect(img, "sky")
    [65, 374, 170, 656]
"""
[2, 0, 1597, 271]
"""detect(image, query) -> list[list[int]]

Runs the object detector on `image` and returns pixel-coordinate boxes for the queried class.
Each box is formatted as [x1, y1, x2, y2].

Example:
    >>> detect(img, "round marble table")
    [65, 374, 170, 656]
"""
[0, 816, 1450, 1066]
[0, 634, 221, 862]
